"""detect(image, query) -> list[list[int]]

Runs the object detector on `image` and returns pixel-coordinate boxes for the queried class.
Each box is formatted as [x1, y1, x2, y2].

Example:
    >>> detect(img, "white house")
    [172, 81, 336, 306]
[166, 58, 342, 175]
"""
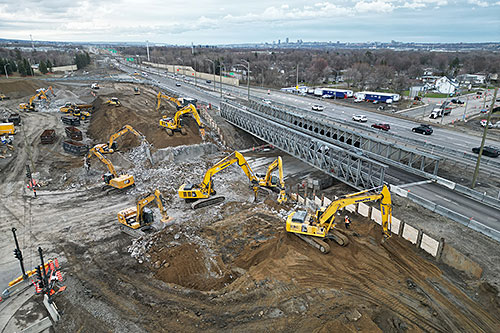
[435, 76, 459, 94]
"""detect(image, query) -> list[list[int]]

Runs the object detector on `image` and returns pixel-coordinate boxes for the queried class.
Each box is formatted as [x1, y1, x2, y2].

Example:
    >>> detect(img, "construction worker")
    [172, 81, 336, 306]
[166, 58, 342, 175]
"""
[344, 215, 351, 229]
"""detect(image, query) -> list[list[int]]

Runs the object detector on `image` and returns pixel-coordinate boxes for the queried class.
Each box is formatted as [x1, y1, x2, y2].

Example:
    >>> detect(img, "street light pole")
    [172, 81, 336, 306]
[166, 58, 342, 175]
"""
[236, 59, 250, 100]
[205, 59, 215, 92]
[177, 57, 184, 81]
[194, 57, 197, 87]
[219, 63, 225, 98]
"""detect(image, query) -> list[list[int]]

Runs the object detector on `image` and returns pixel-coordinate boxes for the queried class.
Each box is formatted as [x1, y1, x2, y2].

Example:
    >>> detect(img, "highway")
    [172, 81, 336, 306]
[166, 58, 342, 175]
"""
[111, 59, 500, 234]
[122, 60, 499, 156]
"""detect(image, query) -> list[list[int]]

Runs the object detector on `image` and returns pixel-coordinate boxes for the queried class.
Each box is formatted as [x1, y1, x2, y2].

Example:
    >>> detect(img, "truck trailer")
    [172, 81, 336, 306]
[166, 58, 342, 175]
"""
[321, 88, 353, 99]
[354, 91, 400, 103]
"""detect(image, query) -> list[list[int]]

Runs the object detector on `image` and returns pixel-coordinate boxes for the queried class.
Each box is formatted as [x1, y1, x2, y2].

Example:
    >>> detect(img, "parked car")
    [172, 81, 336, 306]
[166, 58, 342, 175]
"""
[206, 80, 212, 83]
[472, 146, 500, 158]
[312, 105, 324, 111]
[373, 100, 379, 104]
[412, 124, 433, 135]
[175, 83, 181, 87]
[352, 115, 367, 122]
[262, 99, 272, 105]
[480, 108, 488, 113]
[480, 119, 492, 128]
[451, 99, 464, 105]
[371, 123, 390, 131]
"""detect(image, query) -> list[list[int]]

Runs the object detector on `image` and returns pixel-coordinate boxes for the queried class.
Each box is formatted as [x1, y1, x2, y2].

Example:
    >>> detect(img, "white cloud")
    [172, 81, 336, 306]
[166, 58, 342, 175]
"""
[468, 0, 489, 6]
[354, 1, 395, 13]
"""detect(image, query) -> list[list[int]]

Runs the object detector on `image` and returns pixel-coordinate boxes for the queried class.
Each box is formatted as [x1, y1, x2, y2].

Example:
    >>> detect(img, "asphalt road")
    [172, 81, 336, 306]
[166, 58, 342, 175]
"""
[113, 59, 500, 233]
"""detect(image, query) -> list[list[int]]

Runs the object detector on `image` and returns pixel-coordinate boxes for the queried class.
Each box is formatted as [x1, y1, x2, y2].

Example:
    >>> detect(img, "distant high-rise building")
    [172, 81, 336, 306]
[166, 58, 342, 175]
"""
[285, 37, 289, 44]
[278, 39, 280, 44]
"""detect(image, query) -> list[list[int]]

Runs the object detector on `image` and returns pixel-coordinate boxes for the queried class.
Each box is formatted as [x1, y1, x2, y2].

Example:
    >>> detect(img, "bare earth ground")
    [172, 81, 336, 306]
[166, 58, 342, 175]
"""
[1, 77, 499, 332]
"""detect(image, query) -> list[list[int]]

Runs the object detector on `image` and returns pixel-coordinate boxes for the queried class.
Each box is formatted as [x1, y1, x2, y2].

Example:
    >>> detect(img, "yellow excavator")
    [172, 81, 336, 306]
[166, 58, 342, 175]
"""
[156, 91, 197, 111]
[134, 87, 140, 95]
[60, 102, 93, 113]
[256, 156, 287, 204]
[156, 91, 182, 111]
[179, 151, 261, 209]
[159, 104, 205, 137]
[94, 125, 146, 154]
[19, 90, 47, 111]
[85, 146, 135, 191]
[104, 97, 121, 107]
[286, 184, 392, 253]
[117, 189, 172, 236]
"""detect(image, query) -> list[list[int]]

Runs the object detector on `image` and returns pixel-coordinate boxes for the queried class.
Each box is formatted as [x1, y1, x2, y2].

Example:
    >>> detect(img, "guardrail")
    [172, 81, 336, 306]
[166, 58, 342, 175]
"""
[392, 185, 500, 243]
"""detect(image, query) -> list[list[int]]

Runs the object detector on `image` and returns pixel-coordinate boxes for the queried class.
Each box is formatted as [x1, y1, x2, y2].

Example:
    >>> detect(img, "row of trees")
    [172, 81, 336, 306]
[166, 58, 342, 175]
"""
[74, 52, 91, 70]
[0, 47, 90, 76]
[120, 46, 499, 91]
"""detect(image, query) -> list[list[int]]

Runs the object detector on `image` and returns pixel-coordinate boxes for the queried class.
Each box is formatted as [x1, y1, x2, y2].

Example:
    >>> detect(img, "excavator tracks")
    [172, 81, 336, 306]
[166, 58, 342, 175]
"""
[191, 196, 225, 209]
[327, 229, 350, 247]
[296, 234, 331, 254]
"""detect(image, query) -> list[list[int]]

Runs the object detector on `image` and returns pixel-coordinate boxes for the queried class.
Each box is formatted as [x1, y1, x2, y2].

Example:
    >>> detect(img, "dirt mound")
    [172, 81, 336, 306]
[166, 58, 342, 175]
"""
[88, 95, 204, 150]
[144, 207, 500, 332]
[151, 243, 234, 291]
[0, 78, 48, 98]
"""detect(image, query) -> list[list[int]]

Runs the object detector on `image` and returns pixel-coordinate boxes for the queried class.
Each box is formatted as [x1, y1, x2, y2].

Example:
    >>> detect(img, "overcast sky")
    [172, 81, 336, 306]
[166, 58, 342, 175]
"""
[1, 0, 499, 44]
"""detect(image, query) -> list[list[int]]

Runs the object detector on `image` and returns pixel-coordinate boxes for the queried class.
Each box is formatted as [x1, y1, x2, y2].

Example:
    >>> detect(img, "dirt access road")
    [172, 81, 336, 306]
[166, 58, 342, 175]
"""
[1, 78, 499, 332]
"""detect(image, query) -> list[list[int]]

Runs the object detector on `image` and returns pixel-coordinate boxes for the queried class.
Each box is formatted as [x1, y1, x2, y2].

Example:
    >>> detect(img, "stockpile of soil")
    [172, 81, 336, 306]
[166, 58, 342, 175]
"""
[144, 205, 500, 332]
[0, 78, 48, 98]
[88, 95, 204, 150]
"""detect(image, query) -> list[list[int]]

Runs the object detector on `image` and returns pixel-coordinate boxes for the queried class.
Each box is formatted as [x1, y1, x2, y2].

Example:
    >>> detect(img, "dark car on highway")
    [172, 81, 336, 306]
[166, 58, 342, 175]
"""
[371, 123, 390, 131]
[412, 124, 433, 135]
[472, 146, 500, 158]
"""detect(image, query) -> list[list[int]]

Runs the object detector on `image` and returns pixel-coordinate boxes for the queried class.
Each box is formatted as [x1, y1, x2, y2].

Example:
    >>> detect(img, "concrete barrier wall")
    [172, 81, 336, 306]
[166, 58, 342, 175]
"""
[323, 197, 332, 206]
[346, 204, 356, 213]
[298, 195, 304, 204]
[315, 196, 322, 206]
[391, 217, 401, 235]
[143, 61, 240, 86]
[371, 208, 382, 225]
[358, 203, 370, 217]
[420, 234, 440, 257]
[402, 224, 419, 244]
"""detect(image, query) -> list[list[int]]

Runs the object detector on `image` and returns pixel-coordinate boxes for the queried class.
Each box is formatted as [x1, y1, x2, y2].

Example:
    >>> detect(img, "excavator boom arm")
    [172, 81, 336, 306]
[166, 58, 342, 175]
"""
[108, 125, 145, 148]
[156, 92, 182, 110]
[318, 185, 392, 236]
[200, 151, 257, 189]
[172, 104, 204, 128]
[136, 189, 170, 224]
[87, 147, 118, 177]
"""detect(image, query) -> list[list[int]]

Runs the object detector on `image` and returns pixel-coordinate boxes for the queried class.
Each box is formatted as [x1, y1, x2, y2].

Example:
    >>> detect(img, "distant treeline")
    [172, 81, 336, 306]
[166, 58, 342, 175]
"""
[120, 46, 500, 91]
[0, 48, 91, 76]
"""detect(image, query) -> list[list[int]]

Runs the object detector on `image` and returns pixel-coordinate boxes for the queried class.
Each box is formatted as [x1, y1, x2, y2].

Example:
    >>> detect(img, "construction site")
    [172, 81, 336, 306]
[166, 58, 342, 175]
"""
[1, 63, 500, 333]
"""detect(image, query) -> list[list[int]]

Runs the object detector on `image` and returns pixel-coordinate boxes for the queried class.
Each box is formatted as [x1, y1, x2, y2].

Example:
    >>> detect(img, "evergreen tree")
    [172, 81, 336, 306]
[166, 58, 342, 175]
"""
[46, 60, 52, 72]
[23, 58, 32, 76]
[8, 59, 17, 73]
[39, 60, 48, 74]
[0, 59, 5, 75]
[17, 60, 26, 76]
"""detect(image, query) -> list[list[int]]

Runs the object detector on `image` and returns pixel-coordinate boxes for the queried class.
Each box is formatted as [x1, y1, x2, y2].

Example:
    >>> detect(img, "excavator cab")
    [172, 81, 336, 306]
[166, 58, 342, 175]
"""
[117, 189, 172, 236]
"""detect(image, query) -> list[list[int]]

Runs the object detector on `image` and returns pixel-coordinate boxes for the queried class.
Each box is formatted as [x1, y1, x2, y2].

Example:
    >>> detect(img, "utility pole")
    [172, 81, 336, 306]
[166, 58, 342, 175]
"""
[471, 87, 498, 189]
[12, 228, 28, 280]
[462, 94, 470, 122]
[296, 64, 299, 89]
[146, 40, 150, 62]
